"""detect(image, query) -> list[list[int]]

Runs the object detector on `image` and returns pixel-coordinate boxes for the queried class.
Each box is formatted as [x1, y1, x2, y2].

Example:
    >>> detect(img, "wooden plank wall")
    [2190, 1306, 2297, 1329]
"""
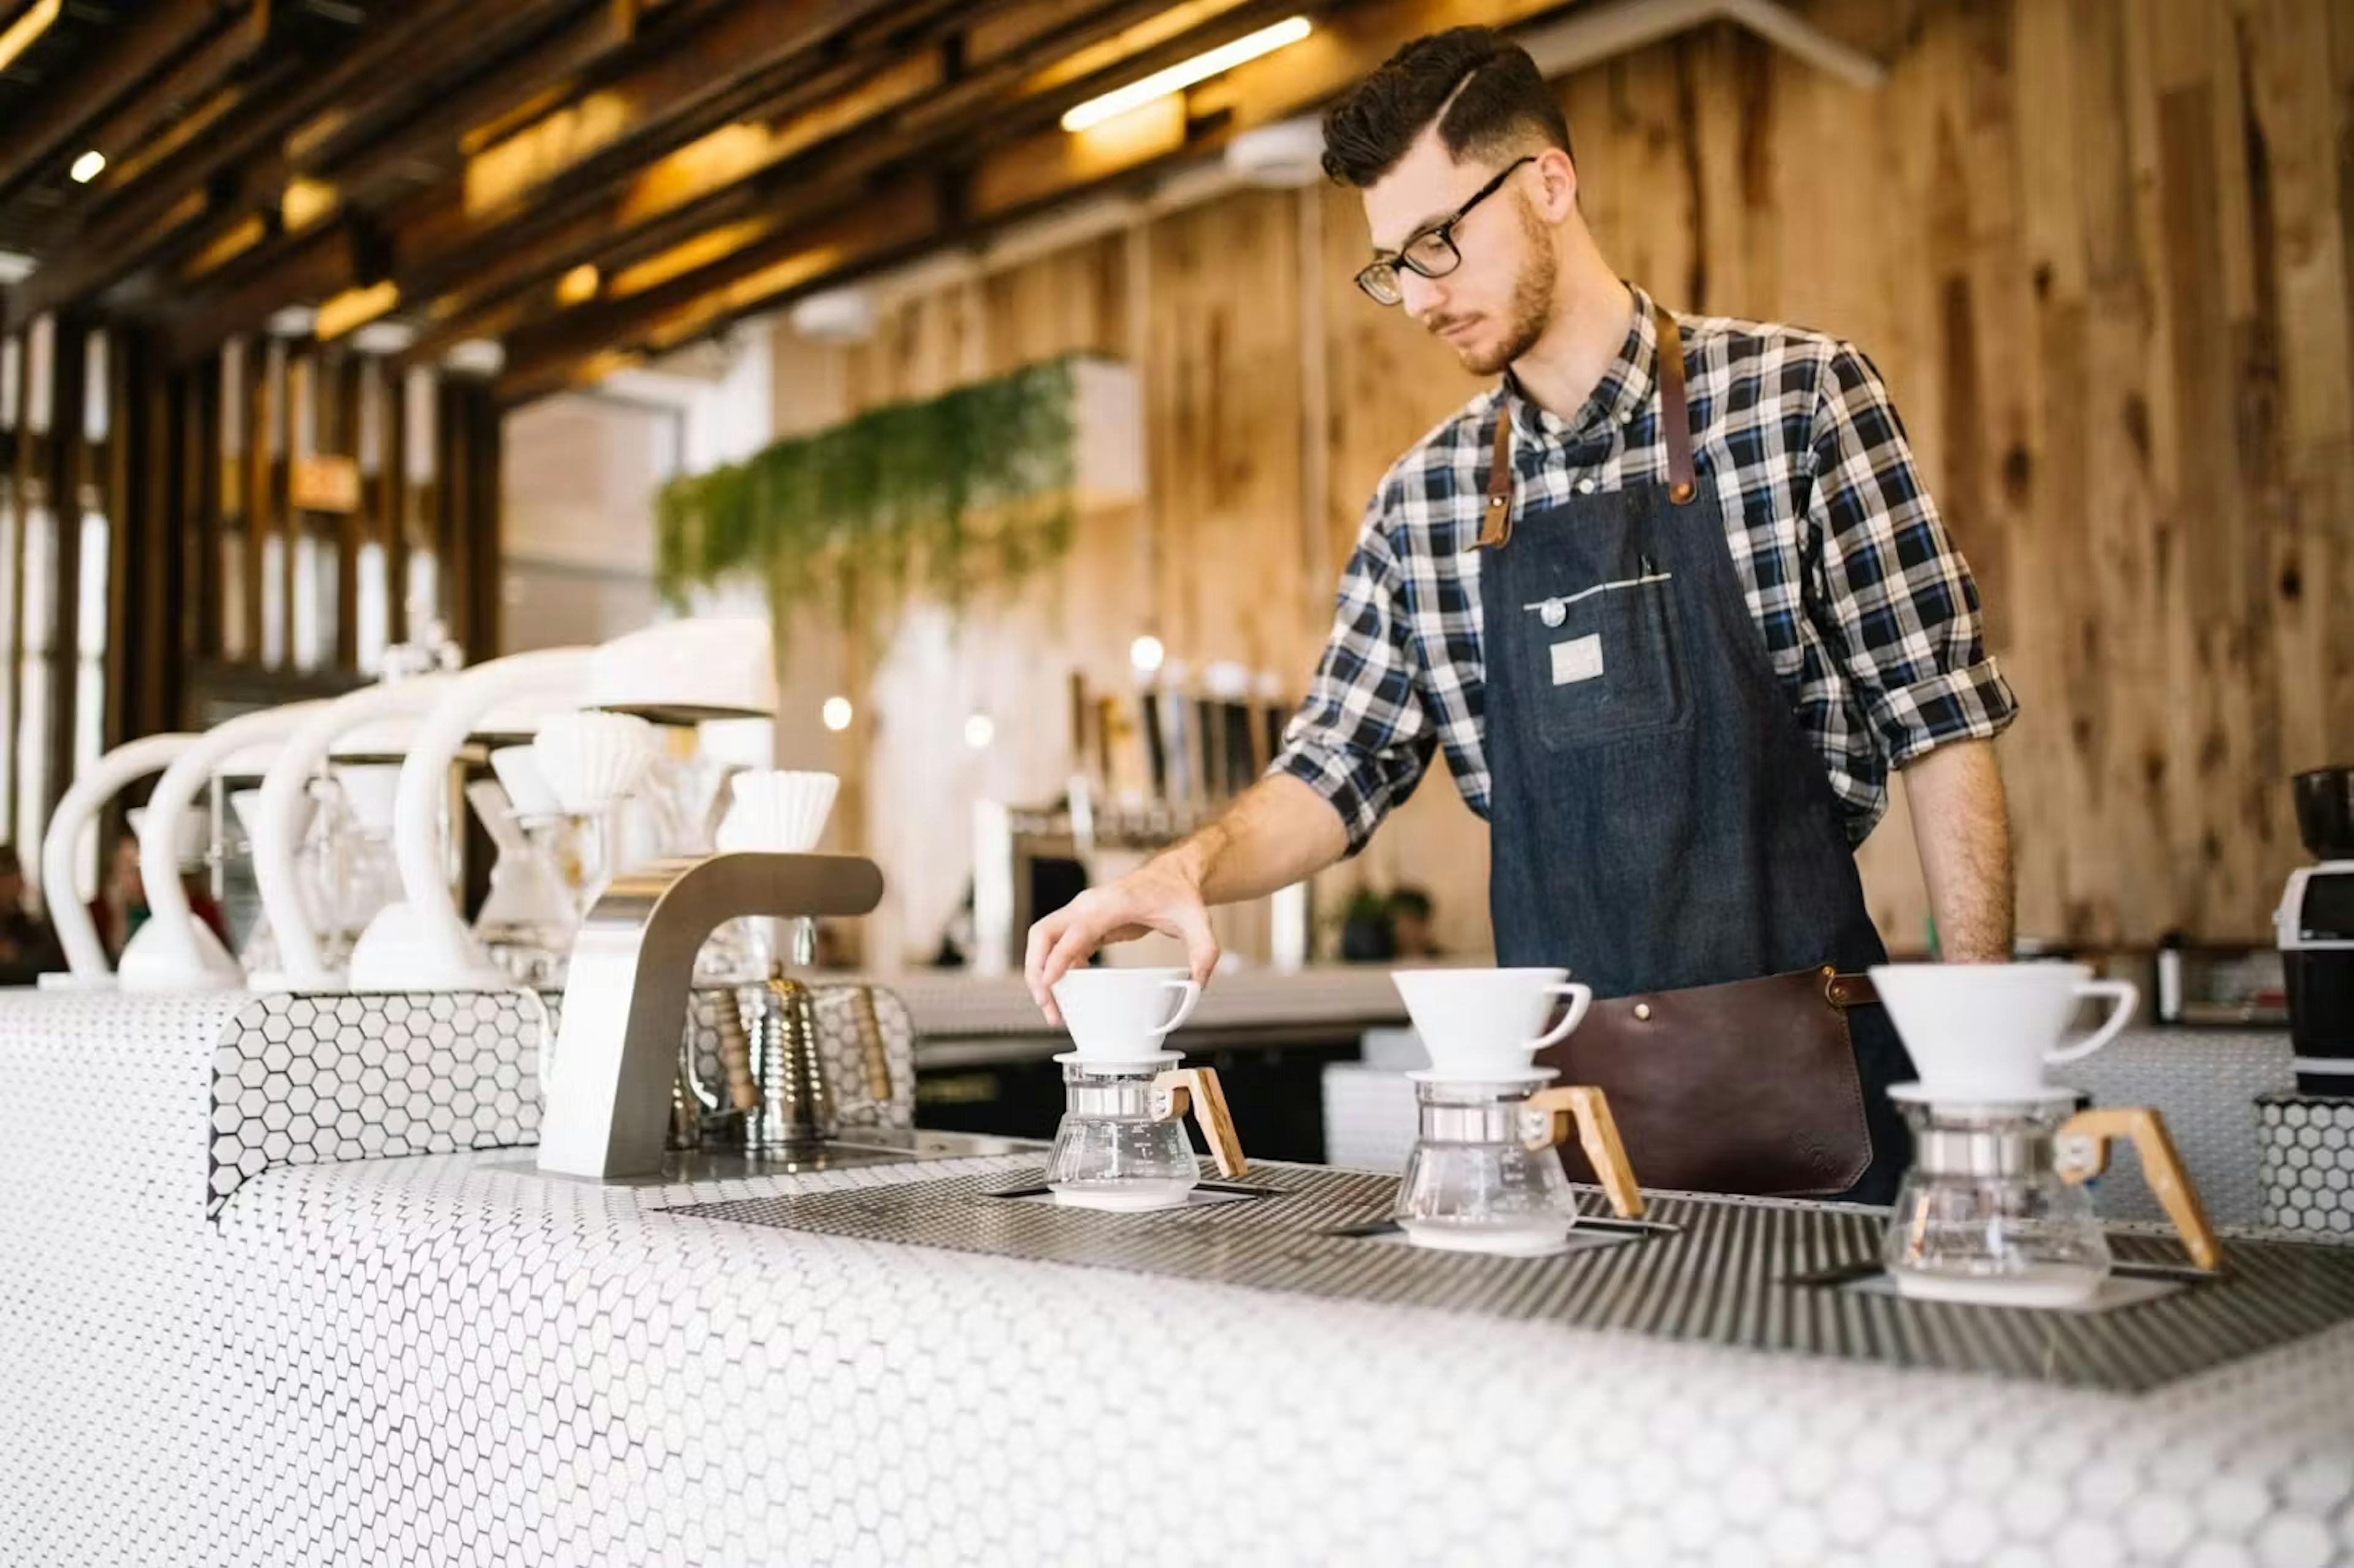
[768, 0, 2354, 967]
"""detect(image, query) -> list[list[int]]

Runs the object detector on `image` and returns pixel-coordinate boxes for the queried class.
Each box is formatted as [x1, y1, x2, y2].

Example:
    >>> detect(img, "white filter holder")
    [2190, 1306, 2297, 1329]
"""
[585, 616, 777, 722]
[249, 670, 455, 993]
[120, 701, 328, 992]
[37, 731, 197, 988]
[349, 646, 593, 993]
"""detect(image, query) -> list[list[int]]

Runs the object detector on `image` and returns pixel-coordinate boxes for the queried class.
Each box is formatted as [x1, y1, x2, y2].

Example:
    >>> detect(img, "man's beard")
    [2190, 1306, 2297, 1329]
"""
[1439, 208, 1556, 376]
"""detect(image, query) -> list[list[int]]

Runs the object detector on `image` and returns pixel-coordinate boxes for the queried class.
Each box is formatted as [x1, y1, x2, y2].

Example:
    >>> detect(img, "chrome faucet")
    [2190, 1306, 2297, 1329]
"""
[537, 851, 884, 1179]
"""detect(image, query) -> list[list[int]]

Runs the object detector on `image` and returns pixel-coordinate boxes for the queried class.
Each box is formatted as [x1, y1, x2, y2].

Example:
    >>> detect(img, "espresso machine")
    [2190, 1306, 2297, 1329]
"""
[2280, 766, 2354, 1095]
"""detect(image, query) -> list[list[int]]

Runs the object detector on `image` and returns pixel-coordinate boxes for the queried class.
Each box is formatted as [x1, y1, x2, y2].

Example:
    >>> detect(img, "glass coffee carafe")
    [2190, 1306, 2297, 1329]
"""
[1884, 1090, 2222, 1306]
[1394, 1072, 1644, 1254]
[1045, 1054, 1246, 1211]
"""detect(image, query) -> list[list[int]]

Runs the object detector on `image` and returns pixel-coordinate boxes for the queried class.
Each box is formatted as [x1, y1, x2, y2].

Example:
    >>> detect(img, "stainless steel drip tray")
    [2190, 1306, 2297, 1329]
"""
[497, 1128, 1043, 1187]
[662, 1165, 2354, 1392]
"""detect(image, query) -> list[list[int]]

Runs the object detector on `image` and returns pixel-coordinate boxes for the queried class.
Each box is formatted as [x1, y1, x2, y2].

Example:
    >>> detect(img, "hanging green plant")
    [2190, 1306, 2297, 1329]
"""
[655, 355, 1087, 645]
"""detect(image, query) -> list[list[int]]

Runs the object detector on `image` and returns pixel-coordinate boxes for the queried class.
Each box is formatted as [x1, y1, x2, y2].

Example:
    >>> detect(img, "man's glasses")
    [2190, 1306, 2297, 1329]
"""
[1354, 156, 1536, 306]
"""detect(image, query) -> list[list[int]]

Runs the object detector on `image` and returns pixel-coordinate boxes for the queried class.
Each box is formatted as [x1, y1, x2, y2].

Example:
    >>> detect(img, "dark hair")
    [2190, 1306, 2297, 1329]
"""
[1320, 28, 1572, 188]
[1387, 886, 1433, 921]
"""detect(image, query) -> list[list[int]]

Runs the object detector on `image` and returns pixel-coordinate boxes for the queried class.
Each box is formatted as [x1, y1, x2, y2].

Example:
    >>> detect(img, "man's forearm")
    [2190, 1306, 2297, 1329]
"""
[1162, 774, 1352, 905]
[1902, 737, 2014, 962]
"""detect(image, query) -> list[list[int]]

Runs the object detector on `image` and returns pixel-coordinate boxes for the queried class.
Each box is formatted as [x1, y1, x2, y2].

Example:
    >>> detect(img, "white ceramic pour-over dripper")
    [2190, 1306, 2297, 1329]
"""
[1049, 967, 1203, 1065]
[38, 732, 198, 988]
[1390, 968, 1593, 1079]
[1872, 963, 2139, 1105]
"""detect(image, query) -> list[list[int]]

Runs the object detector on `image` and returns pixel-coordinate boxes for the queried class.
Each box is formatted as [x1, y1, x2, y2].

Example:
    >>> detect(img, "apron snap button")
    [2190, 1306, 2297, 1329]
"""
[1539, 598, 1566, 628]
[1633, 1002, 1652, 1022]
[1576, 478, 1596, 495]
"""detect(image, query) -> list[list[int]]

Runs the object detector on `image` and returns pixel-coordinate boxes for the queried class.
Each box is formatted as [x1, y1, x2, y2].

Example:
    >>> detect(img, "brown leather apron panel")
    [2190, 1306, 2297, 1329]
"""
[1533, 966, 1878, 1197]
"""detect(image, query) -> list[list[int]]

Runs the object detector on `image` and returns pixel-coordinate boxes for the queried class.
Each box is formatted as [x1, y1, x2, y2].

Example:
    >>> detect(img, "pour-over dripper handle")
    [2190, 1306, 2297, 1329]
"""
[2056, 1106, 2222, 1272]
[2047, 978, 2139, 1065]
[1523, 1085, 1645, 1219]
[1153, 1067, 1247, 1179]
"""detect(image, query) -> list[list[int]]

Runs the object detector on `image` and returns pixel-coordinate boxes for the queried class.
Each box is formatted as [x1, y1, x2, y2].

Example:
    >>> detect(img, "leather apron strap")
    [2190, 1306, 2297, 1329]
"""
[1476, 300, 1694, 551]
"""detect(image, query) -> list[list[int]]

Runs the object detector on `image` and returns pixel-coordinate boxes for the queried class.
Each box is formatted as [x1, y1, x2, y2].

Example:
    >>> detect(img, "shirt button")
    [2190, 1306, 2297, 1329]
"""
[1576, 478, 1596, 495]
[1540, 598, 1566, 628]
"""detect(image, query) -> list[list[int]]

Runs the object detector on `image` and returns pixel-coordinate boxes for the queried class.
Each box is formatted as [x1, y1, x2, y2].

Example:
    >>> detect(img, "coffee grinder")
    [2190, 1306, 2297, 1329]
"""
[2280, 766, 2354, 1094]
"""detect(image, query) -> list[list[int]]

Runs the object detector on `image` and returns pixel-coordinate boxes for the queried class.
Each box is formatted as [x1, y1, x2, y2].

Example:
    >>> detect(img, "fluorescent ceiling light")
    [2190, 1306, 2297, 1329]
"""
[351, 320, 417, 355]
[69, 149, 105, 184]
[443, 338, 505, 376]
[0, 250, 33, 285]
[1061, 15, 1312, 133]
[0, 0, 61, 77]
[264, 305, 318, 338]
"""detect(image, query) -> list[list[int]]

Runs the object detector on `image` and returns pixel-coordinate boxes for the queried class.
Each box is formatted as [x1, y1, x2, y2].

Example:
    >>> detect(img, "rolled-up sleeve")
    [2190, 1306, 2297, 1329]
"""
[1808, 342, 2019, 769]
[1271, 495, 1437, 854]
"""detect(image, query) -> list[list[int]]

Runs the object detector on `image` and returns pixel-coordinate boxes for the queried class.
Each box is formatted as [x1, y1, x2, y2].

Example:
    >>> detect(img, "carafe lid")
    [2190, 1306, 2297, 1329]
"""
[1406, 1067, 1558, 1087]
[1886, 1081, 2078, 1111]
[1053, 1049, 1181, 1070]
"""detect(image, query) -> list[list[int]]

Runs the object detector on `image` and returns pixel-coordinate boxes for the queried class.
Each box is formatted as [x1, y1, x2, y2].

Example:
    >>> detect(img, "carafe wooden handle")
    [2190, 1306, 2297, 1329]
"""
[1154, 1067, 1247, 1179]
[1523, 1085, 1645, 1219]
[2057, 1106, 2222, 1272]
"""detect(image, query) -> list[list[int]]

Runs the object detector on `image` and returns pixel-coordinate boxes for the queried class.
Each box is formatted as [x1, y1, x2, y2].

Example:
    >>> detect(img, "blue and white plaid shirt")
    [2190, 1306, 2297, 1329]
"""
[1275, 284, 2017, 851]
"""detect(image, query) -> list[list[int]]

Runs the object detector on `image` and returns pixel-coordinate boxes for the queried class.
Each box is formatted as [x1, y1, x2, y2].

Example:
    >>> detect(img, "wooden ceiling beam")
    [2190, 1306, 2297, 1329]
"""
[9, 0, 496, 322]
[498, 0, 1582, 399]
[0, 1, 247, 204]
[495, 176, 944, 402]
[395, 46, 947, 365]
[383, 0, 898, 286]
[388, 0, 1212, 359]
[284, 0, 630, 202]
[152, 0, 899, 358]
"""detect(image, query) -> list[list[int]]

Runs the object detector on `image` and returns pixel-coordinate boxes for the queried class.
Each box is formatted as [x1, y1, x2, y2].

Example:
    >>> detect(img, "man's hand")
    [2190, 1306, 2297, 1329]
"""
[1022, 774, 1354, 1024]
[1024, 854, 1220, 1025]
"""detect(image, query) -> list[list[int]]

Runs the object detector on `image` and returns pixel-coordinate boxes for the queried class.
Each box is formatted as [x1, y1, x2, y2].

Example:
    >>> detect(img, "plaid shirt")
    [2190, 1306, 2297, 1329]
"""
[1276, 284, 2017, 852]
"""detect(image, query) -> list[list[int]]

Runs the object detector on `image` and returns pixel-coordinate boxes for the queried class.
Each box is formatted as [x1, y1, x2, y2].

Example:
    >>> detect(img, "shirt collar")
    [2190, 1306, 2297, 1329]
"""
[1498, 283, 1657, 450]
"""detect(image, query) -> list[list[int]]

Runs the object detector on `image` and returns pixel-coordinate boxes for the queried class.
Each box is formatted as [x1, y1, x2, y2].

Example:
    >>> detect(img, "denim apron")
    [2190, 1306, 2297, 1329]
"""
[1475, 301, 1913, 1203]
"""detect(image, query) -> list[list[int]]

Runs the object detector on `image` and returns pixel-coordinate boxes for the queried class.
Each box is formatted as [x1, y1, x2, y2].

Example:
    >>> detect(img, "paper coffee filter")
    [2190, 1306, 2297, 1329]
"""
[332, 764, 403, 832]
[229, 787, 318, 848]
[717, 769, 838, 853]
[490, 746, 562, 819]
[532, 711, 661, 815]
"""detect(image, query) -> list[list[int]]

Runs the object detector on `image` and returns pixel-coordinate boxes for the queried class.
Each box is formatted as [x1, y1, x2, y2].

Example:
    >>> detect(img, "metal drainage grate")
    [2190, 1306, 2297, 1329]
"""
[663, 1163, 2354, 1391]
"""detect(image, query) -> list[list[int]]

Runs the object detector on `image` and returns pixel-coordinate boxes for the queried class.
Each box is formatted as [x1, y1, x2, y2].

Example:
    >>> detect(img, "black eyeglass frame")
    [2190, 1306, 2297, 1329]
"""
[1353, 155, 1537, 306]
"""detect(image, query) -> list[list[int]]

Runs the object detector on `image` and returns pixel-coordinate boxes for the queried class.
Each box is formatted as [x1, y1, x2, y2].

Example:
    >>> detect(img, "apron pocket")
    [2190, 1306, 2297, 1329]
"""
[1515, 572, 1688, 750]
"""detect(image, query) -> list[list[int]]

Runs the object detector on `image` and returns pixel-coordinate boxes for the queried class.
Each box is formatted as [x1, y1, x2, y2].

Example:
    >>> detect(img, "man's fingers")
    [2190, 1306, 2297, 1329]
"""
[1024, 911, 1069, 1023]
[1173, 902, 1222, 988]
[1040, 920, 1102, 1002]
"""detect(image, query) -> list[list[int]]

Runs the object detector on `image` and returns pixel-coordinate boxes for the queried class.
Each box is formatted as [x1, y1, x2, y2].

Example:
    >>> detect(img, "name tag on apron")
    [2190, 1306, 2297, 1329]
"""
[1550, 633, 1604, 687]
